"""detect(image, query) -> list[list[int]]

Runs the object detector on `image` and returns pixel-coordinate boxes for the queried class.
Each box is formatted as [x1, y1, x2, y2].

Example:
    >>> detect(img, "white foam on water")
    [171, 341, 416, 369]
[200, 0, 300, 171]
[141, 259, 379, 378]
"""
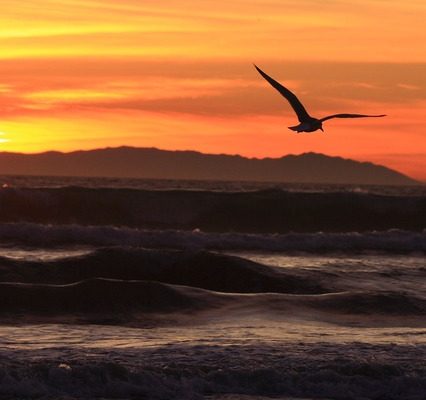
[0, 223, 425, 253]
[0, 320, 425, 399]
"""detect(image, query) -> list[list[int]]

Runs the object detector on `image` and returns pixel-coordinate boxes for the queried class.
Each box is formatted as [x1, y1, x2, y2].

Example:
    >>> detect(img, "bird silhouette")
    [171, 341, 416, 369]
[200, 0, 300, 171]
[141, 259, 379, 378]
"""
[254, 65, 386, 133]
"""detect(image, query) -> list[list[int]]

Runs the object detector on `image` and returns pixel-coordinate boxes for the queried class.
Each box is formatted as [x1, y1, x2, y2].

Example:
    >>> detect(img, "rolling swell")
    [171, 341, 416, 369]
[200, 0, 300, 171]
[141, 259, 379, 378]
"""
[0, 186, 424, 232]
[0, 248, 425, 321]
[299, 291, 426, 315]
[0, 278, 220, 317]
[0, 279, 424, 319]
[0, 248, 327, 294]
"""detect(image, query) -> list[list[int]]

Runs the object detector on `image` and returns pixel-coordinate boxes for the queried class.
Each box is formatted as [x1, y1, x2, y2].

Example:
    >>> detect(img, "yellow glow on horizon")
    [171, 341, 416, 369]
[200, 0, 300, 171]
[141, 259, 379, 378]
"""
[0, 131, 10, 144]
[0, 107, 424, 180]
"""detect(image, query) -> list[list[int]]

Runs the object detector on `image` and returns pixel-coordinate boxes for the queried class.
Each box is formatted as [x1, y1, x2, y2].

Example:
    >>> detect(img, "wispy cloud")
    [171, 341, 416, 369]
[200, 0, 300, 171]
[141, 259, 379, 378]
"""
[0, 59, 424, 118]
[0, 0, 425, 61]
[396, 83, 421, 91]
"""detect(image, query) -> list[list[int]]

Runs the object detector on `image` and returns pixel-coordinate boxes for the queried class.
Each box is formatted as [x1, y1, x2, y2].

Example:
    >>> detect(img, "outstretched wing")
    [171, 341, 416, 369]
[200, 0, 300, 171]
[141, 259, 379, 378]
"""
[320, 113, 386, 122]
[254, 64, 311, 122]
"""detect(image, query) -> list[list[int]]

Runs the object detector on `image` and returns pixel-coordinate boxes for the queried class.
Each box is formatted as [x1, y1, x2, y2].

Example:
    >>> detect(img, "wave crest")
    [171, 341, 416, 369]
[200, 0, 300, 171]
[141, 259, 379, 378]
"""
[0, 187, 424, 232]
[0, 222, 424, 253]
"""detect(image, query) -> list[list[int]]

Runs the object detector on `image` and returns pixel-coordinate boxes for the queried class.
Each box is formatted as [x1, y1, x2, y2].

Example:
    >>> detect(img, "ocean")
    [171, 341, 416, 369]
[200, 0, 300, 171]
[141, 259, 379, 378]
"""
[0, 176, 425, 400]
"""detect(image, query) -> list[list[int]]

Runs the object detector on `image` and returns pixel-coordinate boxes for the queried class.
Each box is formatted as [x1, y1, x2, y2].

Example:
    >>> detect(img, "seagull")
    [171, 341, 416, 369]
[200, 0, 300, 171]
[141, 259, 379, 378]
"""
[254, 64, 386, 133]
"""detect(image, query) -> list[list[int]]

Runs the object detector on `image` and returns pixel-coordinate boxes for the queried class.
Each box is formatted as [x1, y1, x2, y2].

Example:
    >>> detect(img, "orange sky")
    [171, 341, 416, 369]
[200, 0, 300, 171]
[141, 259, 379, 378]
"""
[0, 0, 425, 180]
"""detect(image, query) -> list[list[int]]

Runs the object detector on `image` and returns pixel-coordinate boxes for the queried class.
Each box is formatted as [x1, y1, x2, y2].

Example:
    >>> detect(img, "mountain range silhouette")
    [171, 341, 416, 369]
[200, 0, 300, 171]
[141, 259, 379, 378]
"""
[0, 147, 417, 185]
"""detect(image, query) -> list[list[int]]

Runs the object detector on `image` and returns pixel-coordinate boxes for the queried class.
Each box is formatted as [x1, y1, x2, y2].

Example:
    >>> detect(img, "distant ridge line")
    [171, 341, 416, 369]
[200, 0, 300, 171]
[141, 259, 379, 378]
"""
[0, 146, 418, 185]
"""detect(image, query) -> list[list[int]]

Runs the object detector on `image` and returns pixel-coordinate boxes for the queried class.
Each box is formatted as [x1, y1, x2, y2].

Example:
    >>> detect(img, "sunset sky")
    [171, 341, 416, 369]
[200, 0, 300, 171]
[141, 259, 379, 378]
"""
[0, 0, 425, 180]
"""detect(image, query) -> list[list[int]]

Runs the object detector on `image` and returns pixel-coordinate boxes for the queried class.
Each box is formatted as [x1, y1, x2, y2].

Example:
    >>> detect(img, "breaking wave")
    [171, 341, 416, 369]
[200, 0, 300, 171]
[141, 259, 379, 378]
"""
[0, 186, 424, 232]
[0, 222, 424, 253]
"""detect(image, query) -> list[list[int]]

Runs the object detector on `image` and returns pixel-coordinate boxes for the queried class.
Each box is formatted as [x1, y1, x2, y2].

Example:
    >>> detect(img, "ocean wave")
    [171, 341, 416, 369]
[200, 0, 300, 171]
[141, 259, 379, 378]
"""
[0, 248, 327, 294]
[0, 277, 424, 319]
[0, 278, 216, 316]
[298, 291, 426, 315]
[0, 186, 424, 232]
[2, 174, 426, 195]
[0, 222, 425, 253]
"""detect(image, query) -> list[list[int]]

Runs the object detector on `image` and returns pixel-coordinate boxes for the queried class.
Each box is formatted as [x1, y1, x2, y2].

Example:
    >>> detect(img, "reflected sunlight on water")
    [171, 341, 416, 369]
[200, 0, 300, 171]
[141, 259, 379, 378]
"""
[1, 319, 425, 352]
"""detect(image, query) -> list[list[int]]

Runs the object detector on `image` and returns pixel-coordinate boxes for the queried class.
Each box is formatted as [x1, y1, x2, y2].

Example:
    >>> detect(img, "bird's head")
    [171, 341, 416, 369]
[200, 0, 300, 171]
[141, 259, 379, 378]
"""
[314, 120, 324, 132]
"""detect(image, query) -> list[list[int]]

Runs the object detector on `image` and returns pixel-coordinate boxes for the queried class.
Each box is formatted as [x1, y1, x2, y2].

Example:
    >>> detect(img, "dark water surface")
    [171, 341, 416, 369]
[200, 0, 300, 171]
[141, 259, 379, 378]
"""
[0, 177, 424, 399]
